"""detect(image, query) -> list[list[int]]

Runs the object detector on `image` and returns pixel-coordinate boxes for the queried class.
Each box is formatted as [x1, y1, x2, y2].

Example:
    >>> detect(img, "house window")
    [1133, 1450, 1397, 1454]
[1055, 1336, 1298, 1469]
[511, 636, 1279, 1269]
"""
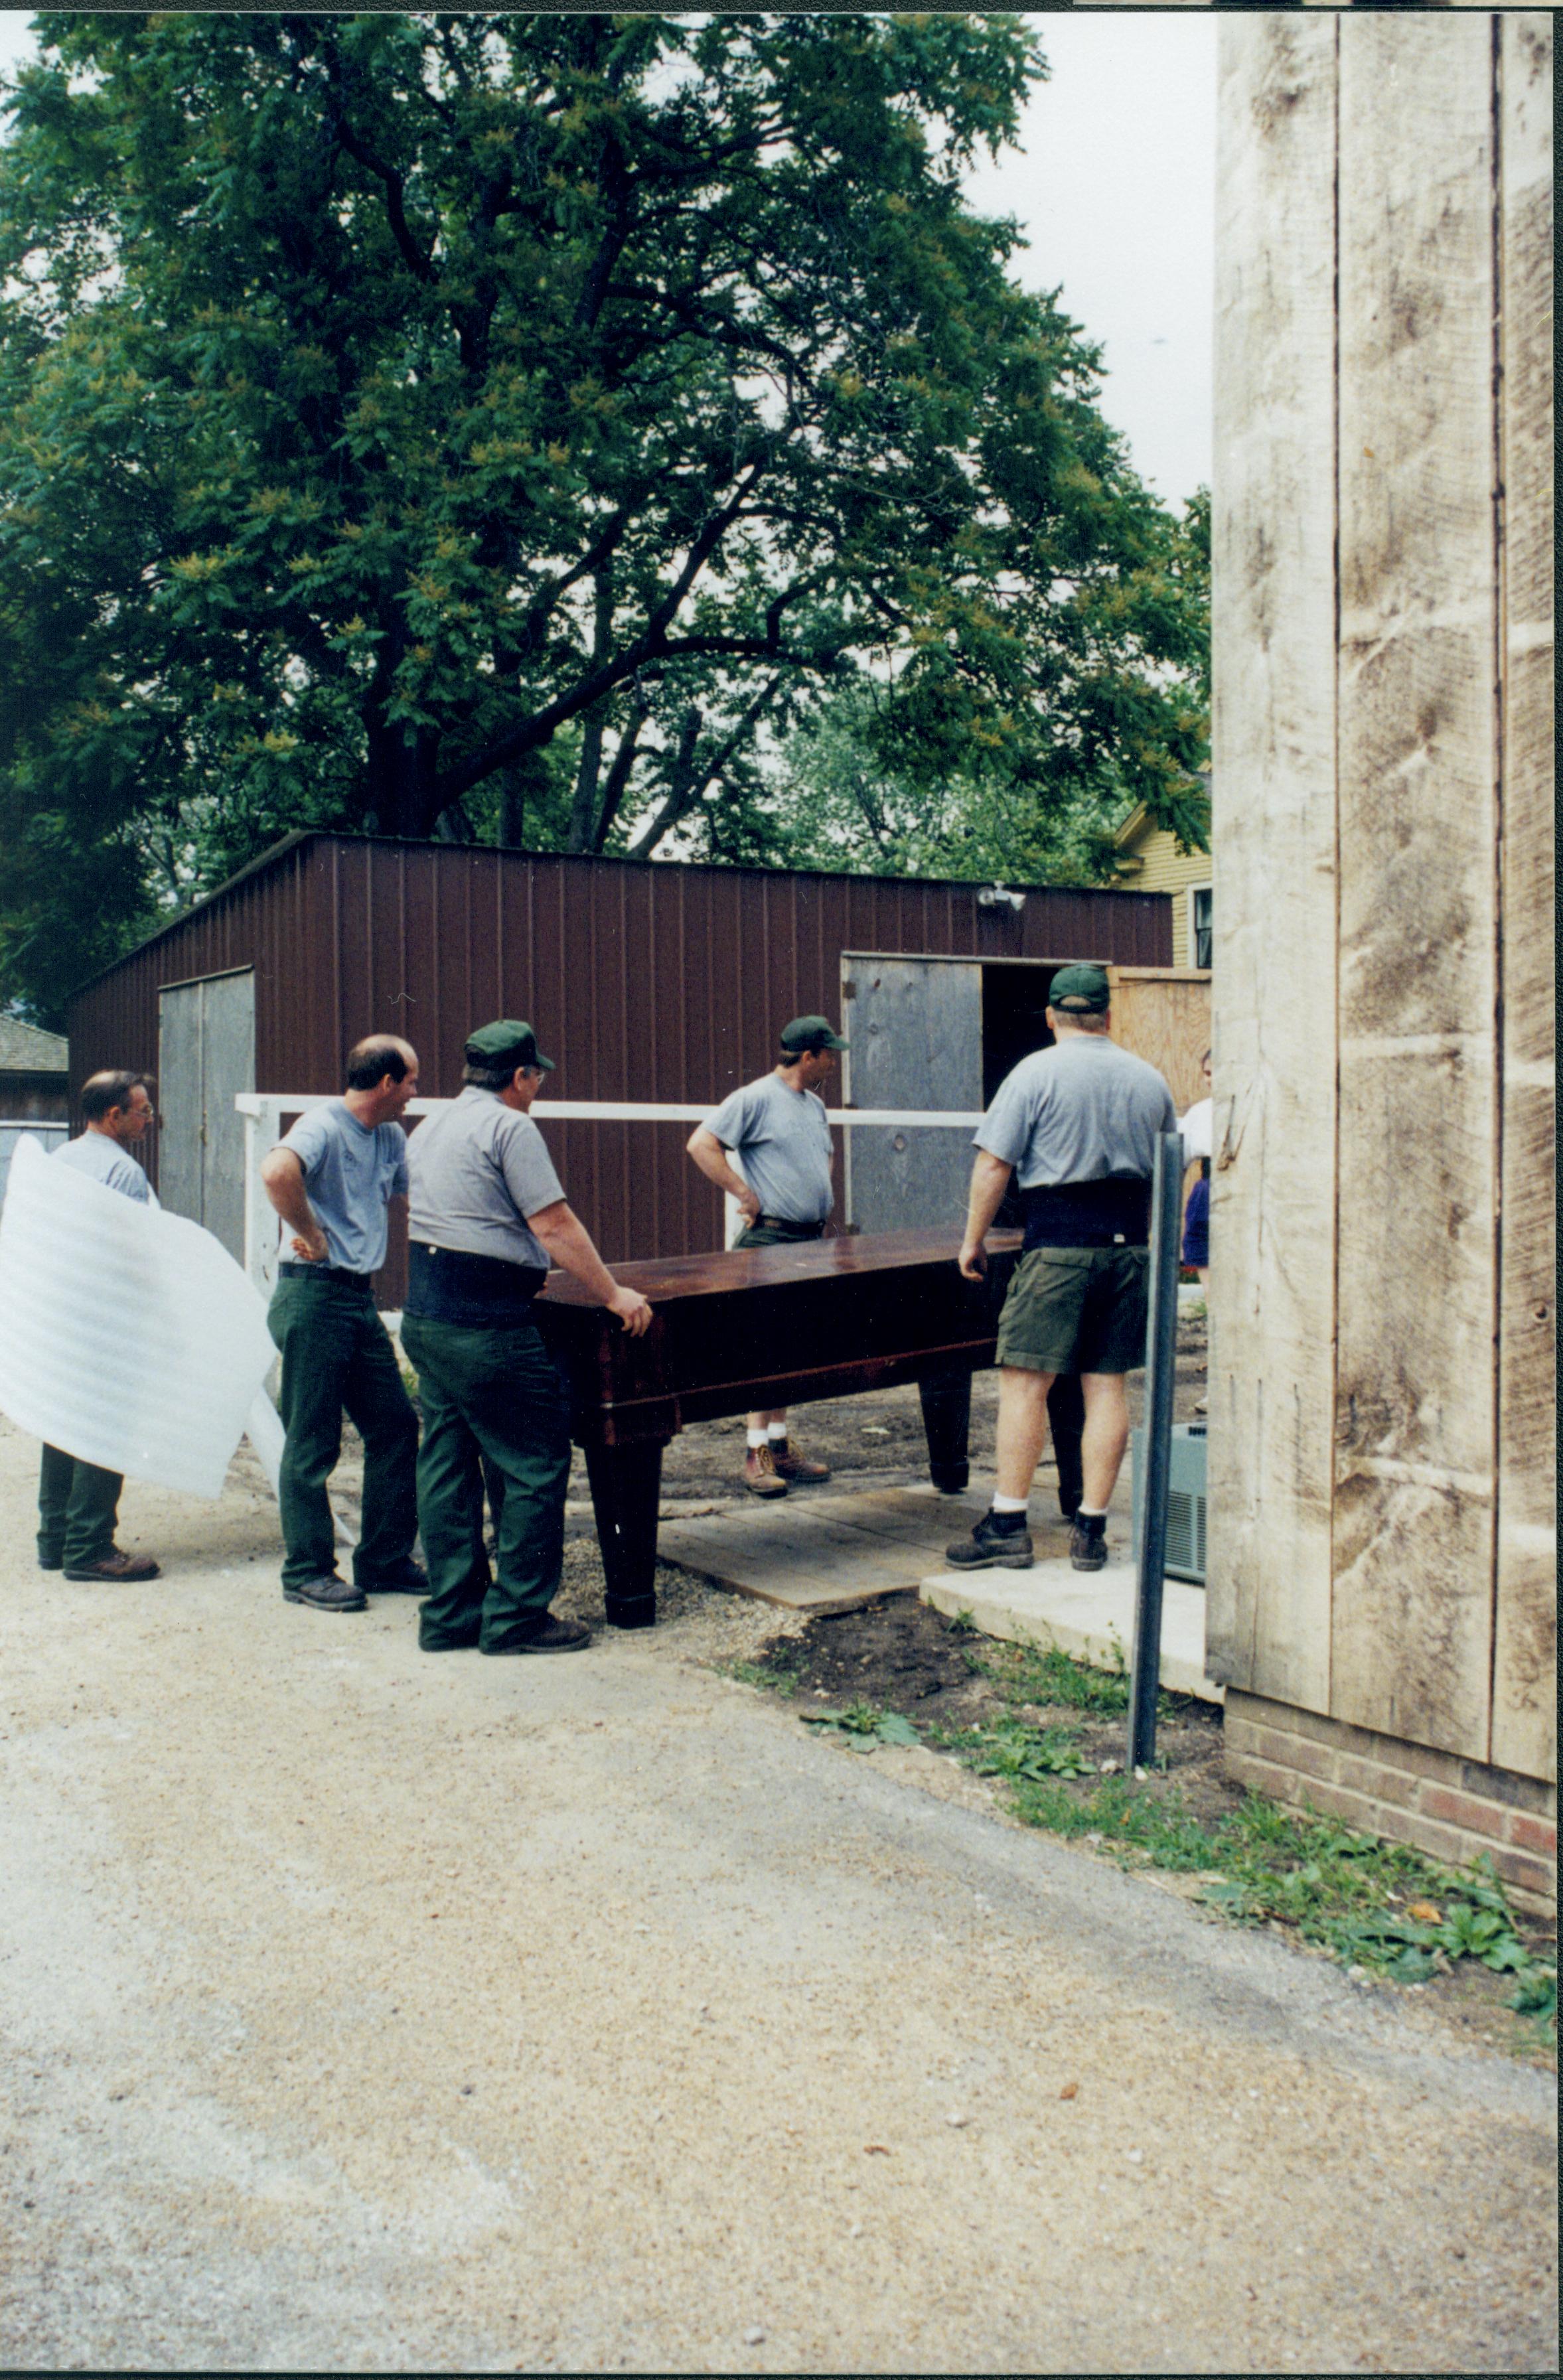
[1191, 886, 1213, 969]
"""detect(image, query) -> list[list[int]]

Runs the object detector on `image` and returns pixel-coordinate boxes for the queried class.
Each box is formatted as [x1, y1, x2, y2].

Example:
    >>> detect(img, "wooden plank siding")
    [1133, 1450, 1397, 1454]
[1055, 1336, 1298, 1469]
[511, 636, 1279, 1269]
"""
[1490, 15, 1556, 1780]
[1211, 14, 1554, 1788]
[1329, 16, 1501, 1760]
[1205, 16, 1340, 1713]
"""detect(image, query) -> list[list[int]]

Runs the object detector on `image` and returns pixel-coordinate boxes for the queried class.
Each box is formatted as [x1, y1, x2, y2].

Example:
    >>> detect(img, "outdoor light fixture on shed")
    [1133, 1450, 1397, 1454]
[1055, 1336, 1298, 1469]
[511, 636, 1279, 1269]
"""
[976, 884, 1026, 913]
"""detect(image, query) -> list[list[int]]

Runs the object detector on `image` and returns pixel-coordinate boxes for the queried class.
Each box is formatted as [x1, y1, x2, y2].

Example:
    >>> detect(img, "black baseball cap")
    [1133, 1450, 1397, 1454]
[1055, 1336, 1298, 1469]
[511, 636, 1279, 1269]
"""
[780, 1013, 849, 1055]
[464, 1019, 556, 1072]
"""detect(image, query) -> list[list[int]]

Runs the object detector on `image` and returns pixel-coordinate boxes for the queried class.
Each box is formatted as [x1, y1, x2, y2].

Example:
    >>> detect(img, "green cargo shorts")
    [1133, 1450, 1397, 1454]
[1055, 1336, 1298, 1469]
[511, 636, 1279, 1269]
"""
[996, 1245, 1150, 1376]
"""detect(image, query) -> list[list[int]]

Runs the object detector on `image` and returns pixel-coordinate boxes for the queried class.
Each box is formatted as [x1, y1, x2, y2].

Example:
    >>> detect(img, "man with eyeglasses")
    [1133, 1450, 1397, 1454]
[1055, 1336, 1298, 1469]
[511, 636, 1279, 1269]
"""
[402, 1020, 652, 1657]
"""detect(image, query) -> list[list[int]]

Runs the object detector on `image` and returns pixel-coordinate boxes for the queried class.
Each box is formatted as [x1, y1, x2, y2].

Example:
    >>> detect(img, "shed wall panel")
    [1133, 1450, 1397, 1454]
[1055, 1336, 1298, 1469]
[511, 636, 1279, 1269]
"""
[68, 838, 1172, 1286]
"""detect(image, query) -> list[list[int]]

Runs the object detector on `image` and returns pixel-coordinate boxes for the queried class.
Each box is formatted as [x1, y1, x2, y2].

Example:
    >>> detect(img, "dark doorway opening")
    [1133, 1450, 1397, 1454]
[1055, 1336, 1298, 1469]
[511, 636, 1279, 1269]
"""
[980, 962, 1063, 1103]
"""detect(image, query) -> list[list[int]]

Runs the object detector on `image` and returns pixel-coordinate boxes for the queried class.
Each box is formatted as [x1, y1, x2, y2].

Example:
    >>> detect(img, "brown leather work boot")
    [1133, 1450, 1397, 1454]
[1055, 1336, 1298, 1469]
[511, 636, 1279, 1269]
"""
[771, 1438, 831, 1484]
[63, 1548, 161, 1583]
[742, 1444, 789, 1498]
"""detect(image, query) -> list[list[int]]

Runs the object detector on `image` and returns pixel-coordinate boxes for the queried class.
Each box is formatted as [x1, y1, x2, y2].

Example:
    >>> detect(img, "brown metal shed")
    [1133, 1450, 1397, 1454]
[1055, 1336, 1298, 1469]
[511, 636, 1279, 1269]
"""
[66, 833, 1174, 1282]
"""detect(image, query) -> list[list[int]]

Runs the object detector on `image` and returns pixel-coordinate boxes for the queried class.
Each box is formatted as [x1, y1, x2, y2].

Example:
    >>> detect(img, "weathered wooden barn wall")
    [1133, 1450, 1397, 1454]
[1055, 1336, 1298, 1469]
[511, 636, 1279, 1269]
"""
[1208, 17, 1555, 1801]
[68, 837, 1172, 1274]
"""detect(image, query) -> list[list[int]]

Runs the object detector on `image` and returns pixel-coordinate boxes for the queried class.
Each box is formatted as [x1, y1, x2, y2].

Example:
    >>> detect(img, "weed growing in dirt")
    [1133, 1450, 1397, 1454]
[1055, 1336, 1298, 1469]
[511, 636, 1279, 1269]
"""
[954, 1715, 1093, 1781]
[800, 1698, 921, 1750]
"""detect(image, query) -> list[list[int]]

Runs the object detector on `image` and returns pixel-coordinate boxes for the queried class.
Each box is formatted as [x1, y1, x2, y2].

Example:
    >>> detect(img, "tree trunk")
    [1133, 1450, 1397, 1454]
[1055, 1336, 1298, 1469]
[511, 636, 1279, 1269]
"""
[566, 567, 615, 852]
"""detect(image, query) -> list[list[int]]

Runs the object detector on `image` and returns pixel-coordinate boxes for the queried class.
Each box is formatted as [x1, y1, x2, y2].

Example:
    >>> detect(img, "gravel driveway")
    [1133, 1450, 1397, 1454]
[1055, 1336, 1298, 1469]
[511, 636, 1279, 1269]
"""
[0, 1417, 1554, 2374]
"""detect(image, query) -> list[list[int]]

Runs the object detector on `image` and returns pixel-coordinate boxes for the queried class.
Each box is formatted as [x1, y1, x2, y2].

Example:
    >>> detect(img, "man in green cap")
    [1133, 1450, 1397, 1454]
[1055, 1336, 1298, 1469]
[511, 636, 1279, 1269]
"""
[947, 965, 1175, 1574]
[686, 1013, 848, 1497]
[402, 1021, 652, 1655]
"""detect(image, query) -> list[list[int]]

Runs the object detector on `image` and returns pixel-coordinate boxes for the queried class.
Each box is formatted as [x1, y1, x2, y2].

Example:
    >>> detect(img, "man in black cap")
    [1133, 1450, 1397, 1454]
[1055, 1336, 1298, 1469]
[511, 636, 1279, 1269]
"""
[402, 1020, 652, 1656]
[947, 965, 1175, 1574]
[686, 1013, 848, 1497]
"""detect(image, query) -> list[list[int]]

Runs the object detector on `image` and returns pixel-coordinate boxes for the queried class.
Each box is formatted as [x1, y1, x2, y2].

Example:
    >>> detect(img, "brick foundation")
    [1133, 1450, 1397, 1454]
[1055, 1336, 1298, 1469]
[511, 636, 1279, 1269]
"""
[1225, 1692, 1557, 1918]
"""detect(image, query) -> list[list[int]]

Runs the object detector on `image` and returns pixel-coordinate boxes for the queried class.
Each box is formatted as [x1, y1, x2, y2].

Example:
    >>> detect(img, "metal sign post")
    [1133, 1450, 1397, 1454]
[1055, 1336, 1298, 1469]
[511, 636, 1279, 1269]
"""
[1126, 1130, 1184, 1773]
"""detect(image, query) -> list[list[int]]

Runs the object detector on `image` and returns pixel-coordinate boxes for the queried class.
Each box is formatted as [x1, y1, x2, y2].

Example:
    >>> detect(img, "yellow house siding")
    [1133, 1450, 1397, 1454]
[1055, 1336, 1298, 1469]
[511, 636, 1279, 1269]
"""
[1114, 822, 1212, 965]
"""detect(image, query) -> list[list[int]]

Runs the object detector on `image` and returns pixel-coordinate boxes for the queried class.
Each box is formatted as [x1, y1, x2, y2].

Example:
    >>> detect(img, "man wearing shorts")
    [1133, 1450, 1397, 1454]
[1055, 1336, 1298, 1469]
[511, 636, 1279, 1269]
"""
[946, 964, 1175, 1574]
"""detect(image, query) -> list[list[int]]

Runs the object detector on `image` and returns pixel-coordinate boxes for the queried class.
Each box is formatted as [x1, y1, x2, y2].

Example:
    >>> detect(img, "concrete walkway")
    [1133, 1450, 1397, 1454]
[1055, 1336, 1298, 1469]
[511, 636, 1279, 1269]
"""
[0, 1420, 1554, 2373]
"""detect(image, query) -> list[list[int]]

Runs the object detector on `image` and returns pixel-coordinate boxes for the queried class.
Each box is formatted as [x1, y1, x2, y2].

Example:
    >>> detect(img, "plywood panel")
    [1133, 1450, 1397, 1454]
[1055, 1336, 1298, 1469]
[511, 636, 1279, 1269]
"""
[1205, 16, 1339, 1714]
[1491, 13, 1556, 1783]
[1330, 17, 1498, 1760]
[1106, 970, 1211, 1115]
[841, 956, 981, 1234]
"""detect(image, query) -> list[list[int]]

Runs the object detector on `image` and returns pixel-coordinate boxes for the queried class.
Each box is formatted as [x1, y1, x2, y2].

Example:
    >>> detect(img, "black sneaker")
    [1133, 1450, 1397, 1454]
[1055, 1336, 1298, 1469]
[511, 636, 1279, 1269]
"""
[358, 1557, 429, 1596]
[944, 1512, 1034, 1571]
[37, 1550, 63, 1573]
[283, 1574, 368, 1613]
[1069, 1517, 1109, 1573]
[481, 1614, 593, 1655]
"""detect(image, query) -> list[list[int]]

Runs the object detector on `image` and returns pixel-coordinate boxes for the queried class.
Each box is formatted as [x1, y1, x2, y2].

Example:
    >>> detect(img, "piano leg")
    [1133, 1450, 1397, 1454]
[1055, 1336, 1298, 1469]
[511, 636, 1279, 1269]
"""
[583, 1439, 665, 1629]
[918, 1367, 972, 1494]
[1047, 1375, 1086, 1520]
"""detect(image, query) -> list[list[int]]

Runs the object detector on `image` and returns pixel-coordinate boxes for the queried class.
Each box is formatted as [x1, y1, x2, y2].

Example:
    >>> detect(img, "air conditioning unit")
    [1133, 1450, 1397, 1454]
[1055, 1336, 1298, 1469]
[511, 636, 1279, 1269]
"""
[1130, 1422, 1207, 1586]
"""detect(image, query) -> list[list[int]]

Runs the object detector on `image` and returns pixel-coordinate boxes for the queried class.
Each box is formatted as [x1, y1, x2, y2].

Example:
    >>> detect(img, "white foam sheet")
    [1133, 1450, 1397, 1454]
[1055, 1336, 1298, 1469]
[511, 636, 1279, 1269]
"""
[0, 1134, 277, 1499]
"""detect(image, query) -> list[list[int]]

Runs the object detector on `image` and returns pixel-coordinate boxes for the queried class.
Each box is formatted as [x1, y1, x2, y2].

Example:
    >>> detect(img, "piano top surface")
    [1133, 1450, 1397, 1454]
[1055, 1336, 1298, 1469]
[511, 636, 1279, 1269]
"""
[535, 1227, 1023, 1311]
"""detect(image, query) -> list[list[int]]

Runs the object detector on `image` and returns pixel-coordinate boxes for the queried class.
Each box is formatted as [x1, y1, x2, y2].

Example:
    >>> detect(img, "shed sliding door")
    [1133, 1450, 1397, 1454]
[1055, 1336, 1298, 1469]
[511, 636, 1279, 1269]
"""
[157, 971, 255, 1261]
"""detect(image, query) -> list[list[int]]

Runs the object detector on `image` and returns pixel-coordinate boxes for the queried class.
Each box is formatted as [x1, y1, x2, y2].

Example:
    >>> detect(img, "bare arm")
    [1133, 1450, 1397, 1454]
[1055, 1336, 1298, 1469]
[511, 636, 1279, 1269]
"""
[958, 1151, 1013, 1280]
[685, 1125, 761, 1224]
[528, 1199, 652, 1335]
[260, 1147, 328, 1263]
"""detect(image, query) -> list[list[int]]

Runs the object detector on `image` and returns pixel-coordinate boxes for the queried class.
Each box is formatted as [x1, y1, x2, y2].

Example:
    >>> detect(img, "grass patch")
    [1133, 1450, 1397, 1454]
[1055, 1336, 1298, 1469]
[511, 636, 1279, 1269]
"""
[962, 1629, 1184, 1724]
[1000, 1767, 1554, 2006]
[721, 1655, 802, 1700]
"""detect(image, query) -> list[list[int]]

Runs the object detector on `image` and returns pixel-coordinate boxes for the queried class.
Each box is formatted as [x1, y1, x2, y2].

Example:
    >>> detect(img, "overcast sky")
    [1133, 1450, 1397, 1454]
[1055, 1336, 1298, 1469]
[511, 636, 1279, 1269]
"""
[0, 10, 1215, 505]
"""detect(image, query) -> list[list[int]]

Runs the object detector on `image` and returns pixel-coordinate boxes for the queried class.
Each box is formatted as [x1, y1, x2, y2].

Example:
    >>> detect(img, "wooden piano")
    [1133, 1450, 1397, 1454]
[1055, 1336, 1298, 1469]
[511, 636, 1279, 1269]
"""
[535, 1229, 1084, 1628]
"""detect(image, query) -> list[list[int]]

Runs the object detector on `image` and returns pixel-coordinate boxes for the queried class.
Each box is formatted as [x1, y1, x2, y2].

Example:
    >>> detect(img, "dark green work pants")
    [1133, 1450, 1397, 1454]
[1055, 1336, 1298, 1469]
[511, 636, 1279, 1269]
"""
[267, 1271, 419, 1590]
[399, 1312, 571, 1653]
[38, 1445, 122, 1569]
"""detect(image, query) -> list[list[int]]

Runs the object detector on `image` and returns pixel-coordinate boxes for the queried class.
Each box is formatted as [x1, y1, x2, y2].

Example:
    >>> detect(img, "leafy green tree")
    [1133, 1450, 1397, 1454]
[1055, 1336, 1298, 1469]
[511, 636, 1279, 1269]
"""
[0, 12, 1207, 1022]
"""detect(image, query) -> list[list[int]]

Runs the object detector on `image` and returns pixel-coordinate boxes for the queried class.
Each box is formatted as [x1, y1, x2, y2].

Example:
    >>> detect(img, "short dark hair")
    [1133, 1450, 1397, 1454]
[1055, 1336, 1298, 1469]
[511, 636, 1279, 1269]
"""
[81, 1070, 151, 1121]
[345, 1037, 411, 1091]
[1050, 1004, 1111, 1035]
[462, 1057, 521, 1092]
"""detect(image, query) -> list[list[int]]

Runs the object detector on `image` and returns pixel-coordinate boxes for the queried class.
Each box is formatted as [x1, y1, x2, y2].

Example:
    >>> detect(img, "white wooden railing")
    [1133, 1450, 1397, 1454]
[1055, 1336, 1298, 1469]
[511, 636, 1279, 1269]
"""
[236, 1090, 983, 1302]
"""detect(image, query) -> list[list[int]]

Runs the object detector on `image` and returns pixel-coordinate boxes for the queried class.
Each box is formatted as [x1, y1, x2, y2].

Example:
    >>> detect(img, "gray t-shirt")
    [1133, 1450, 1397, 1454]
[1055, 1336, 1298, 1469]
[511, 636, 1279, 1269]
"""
[406, 1086, 565, 1271]
[704, 1073, 834, 1225]
[276, 1098, 408, 1274]
[976, 1037, 1176, 1189]
[54, 1132, 159, 1207]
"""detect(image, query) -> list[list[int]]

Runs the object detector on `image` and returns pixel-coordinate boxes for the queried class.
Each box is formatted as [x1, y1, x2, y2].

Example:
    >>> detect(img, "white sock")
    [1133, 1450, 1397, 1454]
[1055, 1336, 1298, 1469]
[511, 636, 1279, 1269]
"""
[992, 1493, 1028, 1515]
[1077, 1505, 1107, 1521]
[747, 1429, 769, 1450]
[767, 1422, 788, 1442]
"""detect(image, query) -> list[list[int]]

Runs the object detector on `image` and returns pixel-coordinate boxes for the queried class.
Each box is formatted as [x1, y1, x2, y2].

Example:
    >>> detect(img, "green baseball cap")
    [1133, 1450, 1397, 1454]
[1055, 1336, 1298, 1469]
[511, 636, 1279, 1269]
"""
[780, 1013, 849, 1055]
[464, 1018, 556, 1072]
[1047, 964, 1111, 1013]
